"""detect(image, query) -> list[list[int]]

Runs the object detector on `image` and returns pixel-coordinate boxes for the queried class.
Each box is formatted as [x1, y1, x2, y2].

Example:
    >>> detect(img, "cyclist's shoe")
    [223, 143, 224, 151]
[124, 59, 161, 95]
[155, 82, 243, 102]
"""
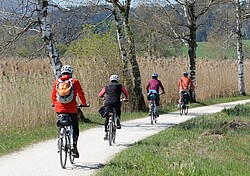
[72, 147, 79, 158]
[117, 119, 121, 129]
[104, 132, 108, 140]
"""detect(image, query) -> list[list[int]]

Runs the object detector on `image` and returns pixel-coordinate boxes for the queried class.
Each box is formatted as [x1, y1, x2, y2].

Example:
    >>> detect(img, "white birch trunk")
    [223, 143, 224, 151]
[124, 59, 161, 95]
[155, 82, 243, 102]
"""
[124, 0, 146, 110]
[112, 6, 132, 82]
[37, 0, 62, 80]
[183, 2, 197, 102]
[111, 0, 146, 110]
[236, 0, 246, 95]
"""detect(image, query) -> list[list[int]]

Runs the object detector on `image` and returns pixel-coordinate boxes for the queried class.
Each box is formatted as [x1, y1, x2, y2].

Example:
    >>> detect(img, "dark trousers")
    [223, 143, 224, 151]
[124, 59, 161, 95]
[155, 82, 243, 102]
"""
[57, 113, 79, 147]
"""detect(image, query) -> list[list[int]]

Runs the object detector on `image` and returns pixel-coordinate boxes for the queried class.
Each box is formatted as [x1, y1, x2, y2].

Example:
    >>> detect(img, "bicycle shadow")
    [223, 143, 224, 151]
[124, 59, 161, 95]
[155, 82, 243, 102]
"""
[122, 122, 177, 128]
[70, 162, 105, 171]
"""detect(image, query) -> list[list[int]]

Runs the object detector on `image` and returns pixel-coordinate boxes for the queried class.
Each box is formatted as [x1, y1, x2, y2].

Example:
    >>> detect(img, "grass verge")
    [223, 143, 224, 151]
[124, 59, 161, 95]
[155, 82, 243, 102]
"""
[96, 103, 250, 176]
[1, 95, 250, 157]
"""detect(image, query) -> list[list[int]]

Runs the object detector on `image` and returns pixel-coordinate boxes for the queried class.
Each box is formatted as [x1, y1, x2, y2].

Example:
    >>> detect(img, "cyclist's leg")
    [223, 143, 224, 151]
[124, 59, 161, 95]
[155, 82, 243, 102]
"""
[104, 115, 109, 132]
[70, 113, 78, 147]
[69, 113, 79, 157]
[156, 95, 160, 117]
[115, 106, 121, 129]
[104, 116, 109, 140]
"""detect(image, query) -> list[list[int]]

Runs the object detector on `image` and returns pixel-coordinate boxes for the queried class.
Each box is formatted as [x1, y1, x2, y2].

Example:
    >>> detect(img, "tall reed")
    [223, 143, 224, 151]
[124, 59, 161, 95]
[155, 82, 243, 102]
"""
[0, 57, 248, 134]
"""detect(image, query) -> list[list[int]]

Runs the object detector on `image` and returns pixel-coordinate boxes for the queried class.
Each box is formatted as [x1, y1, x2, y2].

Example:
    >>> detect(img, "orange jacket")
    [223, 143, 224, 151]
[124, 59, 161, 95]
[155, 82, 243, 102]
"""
[178, 76, 195, 91]
[51, 75, 87, 113]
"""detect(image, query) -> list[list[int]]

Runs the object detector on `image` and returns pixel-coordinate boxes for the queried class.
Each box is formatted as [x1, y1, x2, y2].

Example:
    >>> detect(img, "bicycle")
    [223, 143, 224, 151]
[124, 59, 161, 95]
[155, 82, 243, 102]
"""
[57, 114, 74, 169]
[148, 94, 157, 125]
[148, 92, 163, 125]
[56, 103, 89, 169]
[99, 99, 127, 146]
[178, 91, 189, 116]
[106, 107, 118, 146]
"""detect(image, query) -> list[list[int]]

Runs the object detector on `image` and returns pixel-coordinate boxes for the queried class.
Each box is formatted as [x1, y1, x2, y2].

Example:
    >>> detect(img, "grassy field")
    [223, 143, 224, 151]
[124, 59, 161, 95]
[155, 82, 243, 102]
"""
[96, 103, 250, 176]
[182, 40, 250, 59]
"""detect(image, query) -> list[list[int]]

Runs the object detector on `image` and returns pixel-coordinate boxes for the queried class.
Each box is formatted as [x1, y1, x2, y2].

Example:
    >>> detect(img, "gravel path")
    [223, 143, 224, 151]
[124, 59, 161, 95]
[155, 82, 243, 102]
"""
[1, 99, 250, 176]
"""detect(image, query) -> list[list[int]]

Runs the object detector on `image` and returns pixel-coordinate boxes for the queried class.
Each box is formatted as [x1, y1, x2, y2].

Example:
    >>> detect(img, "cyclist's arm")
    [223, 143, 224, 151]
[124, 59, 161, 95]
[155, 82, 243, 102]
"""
[146, 82, 150, 93]
[178, 78, 183, 90]
[158, 81, 165, 94]
[122, 86, 129, 99]
[98, 87, 106, 98]
[74, 79, 87, 106]
[51, 80, 58, 105]
[189, 78, 195, 90]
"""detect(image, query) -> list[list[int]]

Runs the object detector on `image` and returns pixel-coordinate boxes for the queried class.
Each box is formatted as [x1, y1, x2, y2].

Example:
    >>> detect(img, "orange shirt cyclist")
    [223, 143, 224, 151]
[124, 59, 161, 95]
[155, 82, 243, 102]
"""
[51, 64, 87, 158]
[178, 71, 195, 104]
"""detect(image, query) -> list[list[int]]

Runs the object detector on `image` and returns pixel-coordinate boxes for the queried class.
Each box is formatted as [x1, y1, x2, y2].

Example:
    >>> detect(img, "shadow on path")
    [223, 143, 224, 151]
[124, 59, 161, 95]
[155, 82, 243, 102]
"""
[72, 162, 105, 171]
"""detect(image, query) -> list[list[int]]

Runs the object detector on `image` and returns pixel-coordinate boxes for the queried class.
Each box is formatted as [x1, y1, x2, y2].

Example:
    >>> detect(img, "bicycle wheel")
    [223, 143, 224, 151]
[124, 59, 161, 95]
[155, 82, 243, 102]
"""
[68, 138, 74, 164]
[154, 107, 157, 124]
[108, 122, 113, 146]
[150, 106, 154, 125]
[179, 104, 184, 116]
[59, 128, 67, 169]
[112, 128, 116, 143]
[184, 105, 189, 115]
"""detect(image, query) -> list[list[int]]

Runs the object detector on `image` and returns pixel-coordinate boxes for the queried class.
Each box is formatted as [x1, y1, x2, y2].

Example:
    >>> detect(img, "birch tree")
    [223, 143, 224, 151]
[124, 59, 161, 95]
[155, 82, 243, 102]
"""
[106, 0, 146, 111]
[235, 0, 246, 95]
[0, 0, 63, 79]
[37, 0, 62, 79]
[234, 0, 250, 95]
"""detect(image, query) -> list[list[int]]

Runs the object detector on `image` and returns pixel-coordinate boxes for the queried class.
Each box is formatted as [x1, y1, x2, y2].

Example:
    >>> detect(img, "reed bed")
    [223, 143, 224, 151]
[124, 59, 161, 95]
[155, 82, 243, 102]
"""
[0, 57, 249, 134]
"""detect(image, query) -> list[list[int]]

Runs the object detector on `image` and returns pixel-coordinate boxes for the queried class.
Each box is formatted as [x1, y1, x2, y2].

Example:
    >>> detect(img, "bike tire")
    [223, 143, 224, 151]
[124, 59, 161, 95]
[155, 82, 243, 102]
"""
[68, 135, 74, 164]
[59, 128, 67, 169]
[184, 106, 189, 115]
[108, 122, 113, 146]
[150, 106, 154, 125]
[154, 107, 157, 124]
[112, 128, 116, 143]
[179, 104, 183, 116]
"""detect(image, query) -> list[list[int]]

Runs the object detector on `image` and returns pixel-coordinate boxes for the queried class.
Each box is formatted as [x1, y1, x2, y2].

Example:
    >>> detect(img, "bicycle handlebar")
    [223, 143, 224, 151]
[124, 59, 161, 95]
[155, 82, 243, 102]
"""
[120, 98, 128, 102]
[77, 102, 90, 108]
[52, 102, 90, 108]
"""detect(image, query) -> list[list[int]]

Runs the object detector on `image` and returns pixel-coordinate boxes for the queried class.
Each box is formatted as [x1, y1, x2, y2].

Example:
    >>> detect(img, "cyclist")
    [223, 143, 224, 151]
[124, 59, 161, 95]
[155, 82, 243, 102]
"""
[178, 71, 195, 106]
[51, 64, 88, 158]
[146, 73, 165, 117]
[98, 74, 129, 140]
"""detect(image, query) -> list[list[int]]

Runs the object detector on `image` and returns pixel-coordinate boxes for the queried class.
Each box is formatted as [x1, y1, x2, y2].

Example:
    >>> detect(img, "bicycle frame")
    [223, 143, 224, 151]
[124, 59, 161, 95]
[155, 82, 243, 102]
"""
[179, 91, 189, 116]
[149, 99, 157, 125]
[107, 108, 117, 146]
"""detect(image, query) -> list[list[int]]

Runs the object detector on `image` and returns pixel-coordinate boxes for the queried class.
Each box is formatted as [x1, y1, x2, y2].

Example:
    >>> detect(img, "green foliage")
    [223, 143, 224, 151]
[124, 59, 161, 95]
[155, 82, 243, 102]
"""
[65, 24, 119, 60]
[56, 43, 68, 56]
[16, 48, 29, 57]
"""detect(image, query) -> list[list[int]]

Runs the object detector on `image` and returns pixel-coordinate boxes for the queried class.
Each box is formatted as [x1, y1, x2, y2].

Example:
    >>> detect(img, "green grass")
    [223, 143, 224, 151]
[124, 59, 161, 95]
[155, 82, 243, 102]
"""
[182, 40, 250, 59]
[96, 103, 250, 176]
[1, 95, 250, 157]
